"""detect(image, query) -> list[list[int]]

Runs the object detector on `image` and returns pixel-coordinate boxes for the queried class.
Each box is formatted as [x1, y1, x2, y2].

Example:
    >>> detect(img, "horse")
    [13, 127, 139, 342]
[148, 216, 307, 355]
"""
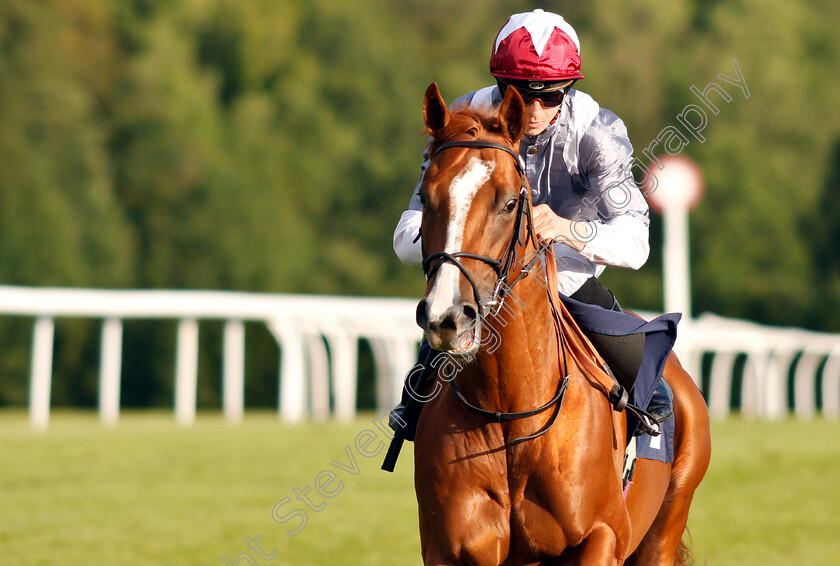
[411, 82, 711, 565]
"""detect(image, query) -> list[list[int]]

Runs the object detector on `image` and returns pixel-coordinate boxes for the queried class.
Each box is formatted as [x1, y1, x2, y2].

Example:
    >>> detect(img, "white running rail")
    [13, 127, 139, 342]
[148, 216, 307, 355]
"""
[0, 286, 837, 429]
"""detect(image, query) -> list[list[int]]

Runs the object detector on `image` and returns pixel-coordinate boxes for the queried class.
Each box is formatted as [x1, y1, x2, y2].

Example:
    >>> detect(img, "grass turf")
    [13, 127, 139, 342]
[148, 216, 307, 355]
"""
[1, 410, 838, 565]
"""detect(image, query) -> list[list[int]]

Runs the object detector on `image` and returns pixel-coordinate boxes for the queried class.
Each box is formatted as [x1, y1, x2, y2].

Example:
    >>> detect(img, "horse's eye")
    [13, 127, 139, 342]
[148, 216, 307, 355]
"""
[419, 194, 427, 207]
[504, 199, 517, 213]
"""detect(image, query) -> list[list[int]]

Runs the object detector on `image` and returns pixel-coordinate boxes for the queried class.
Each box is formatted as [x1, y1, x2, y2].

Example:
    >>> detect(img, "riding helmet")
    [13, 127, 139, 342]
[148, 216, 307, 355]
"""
[489, 9, 584, 86]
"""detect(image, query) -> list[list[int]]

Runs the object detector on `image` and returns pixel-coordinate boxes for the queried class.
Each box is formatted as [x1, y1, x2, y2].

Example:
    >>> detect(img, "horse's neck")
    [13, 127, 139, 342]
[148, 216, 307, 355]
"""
[464, 269, 564, 412]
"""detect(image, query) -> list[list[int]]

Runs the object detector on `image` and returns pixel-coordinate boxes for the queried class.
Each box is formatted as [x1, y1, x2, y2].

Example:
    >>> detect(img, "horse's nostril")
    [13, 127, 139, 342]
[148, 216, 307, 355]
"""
[439, 317, 456, 331]
[416, 300, 429, 330]
[419, 301, 476, 339]
[463, 304, 478, 323]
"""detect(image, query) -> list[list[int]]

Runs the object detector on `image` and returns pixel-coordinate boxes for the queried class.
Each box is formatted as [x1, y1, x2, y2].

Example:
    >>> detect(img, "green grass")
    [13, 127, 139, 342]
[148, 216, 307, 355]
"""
[688, 418, 840, 565]
[1, 411, 838, 565]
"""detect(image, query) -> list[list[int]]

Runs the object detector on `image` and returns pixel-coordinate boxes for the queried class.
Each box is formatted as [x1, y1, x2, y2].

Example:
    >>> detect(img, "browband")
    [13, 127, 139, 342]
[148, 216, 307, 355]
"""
[434, 140, 523, 174]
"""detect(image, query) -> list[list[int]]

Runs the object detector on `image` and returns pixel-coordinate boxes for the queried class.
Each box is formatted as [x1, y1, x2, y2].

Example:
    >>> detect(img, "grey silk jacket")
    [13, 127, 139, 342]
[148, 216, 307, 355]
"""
[394, 86, 650, 296]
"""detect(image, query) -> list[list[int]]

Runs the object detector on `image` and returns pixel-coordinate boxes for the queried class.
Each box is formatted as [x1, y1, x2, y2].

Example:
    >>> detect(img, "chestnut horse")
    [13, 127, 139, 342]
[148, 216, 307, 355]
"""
[412, 83, 711, 566]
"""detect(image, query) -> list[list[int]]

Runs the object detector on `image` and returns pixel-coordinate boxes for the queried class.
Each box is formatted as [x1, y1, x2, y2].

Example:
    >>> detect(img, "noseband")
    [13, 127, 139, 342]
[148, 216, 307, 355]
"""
[422, 140, 536, 317]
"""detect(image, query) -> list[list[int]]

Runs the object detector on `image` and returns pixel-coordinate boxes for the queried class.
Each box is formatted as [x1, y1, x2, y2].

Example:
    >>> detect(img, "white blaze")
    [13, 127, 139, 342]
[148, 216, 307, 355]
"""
[427, 157, 495, 319]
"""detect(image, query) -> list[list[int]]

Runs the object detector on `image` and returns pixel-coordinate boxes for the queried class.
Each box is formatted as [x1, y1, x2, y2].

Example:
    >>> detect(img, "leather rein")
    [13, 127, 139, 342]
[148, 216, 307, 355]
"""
[423, 139, 571, 445]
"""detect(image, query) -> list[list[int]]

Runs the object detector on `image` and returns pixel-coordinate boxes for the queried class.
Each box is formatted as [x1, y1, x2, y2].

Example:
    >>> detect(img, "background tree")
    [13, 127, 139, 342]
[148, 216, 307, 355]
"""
[0, 0, 133, 405]
[0, 0, 837, 407]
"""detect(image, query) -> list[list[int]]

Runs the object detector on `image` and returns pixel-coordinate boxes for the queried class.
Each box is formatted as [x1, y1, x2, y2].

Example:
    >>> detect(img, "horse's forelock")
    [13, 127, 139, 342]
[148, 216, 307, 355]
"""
[430, 107, 504, 154]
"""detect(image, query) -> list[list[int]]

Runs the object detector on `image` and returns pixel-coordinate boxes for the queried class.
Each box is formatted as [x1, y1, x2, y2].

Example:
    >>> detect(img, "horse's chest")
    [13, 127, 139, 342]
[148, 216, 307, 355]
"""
[416, 394, 618, 561]
[419, 436, 586, 559]
[504, 455, 584, 553]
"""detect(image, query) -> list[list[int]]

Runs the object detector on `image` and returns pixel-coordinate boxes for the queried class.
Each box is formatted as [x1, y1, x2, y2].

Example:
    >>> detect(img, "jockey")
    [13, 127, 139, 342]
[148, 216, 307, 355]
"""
[391, 9, 672, 434]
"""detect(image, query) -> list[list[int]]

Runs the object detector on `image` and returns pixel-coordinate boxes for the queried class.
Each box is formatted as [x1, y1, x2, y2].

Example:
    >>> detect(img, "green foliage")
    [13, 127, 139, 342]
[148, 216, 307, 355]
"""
[0, 0, 838, 406]
[0, 0, 133, 288]
[592, 0, 840, 329]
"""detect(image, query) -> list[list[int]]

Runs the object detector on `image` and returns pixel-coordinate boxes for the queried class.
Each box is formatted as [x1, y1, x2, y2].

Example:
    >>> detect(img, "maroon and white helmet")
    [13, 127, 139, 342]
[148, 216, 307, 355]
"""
[490, 9, 584, 84]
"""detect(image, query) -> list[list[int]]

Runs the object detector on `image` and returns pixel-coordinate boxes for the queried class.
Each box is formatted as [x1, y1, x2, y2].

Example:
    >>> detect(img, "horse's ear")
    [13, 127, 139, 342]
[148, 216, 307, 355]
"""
[423, 82, 450, 133]
[498, 85, 526, 142]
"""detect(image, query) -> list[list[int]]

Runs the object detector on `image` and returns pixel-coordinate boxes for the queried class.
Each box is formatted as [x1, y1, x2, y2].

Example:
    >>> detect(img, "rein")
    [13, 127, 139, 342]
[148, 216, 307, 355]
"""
[424, 139, 571, 445]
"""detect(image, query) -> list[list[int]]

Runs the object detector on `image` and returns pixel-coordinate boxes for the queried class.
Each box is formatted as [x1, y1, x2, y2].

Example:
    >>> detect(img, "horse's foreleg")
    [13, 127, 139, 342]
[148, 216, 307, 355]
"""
[418, 485, 511, 566]
[557, 524, 624, 565]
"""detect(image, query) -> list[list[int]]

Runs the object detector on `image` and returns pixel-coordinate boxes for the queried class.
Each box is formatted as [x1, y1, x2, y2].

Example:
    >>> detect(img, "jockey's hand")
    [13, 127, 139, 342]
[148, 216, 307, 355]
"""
[532, 204, 587, 251]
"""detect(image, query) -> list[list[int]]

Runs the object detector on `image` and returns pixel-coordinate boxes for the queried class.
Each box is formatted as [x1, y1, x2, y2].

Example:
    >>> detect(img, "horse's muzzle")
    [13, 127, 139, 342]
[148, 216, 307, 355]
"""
[416, 299, 479, 353]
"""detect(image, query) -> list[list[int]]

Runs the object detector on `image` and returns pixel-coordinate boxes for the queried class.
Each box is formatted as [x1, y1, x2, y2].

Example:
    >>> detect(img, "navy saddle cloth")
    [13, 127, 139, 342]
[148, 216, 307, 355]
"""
[559, 295, 680, 463]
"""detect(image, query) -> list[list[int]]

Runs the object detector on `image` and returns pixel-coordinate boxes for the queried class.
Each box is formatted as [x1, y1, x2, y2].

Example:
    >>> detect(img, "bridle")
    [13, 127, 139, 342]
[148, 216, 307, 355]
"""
[421, 139, 571, 445]
[422, 140, 535, 317]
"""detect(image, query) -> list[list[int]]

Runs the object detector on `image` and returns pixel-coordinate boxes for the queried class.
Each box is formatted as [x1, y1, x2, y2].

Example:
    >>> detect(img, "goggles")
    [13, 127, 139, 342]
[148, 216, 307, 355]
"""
[496, 78, 573, 107]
